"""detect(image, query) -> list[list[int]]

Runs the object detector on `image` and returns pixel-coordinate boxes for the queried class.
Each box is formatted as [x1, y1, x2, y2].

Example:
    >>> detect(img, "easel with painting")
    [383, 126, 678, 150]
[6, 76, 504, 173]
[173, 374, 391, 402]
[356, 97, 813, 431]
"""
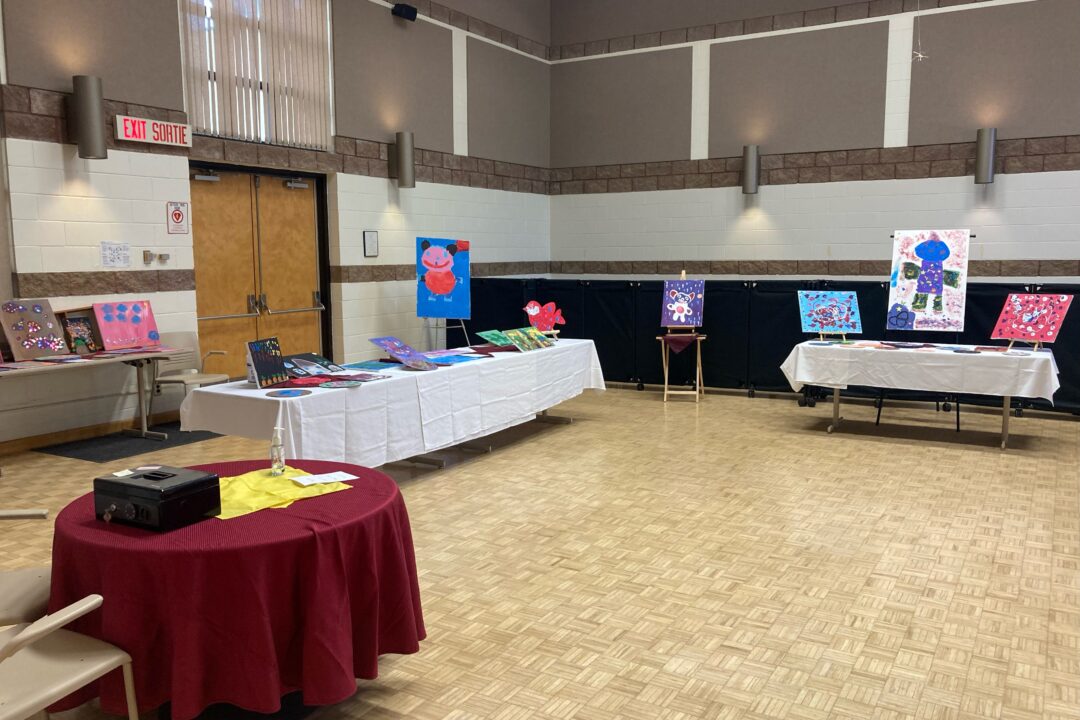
[656, 271, 706, 402]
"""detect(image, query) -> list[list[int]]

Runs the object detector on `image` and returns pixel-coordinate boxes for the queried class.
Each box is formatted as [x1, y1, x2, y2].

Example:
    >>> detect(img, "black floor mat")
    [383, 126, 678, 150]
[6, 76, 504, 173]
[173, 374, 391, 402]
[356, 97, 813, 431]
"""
[36, 421, 220, 463]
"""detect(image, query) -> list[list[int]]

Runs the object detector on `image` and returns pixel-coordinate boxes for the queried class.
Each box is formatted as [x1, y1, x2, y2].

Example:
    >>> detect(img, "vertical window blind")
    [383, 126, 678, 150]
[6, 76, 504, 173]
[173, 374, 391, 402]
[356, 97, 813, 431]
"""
[180, 0, 332, 150]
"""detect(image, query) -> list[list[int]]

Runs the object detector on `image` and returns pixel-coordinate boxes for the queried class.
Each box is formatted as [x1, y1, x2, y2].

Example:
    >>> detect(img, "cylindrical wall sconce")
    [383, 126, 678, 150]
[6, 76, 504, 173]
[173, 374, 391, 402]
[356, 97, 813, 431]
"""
[395, 131, 415, 188]
[70, 75, 107, 159]
[975, 127, 996, 184]
[742, 144, 760, 194]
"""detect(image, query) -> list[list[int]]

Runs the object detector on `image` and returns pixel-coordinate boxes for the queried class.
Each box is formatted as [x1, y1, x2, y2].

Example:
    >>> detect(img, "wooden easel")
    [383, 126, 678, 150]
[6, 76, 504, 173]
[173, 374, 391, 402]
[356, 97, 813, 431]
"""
[657, 271, 706, 402]
[1006, 339, 1041, 351]
[541, 329, 560, 342]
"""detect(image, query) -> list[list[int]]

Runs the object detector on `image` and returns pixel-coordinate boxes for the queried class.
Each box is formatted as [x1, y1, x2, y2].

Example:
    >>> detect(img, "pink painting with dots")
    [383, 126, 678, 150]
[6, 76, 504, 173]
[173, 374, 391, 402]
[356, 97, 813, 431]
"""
[0, 298, 69, 360]
[93, 300, 162, 350]
[991, 293, 1072, 344]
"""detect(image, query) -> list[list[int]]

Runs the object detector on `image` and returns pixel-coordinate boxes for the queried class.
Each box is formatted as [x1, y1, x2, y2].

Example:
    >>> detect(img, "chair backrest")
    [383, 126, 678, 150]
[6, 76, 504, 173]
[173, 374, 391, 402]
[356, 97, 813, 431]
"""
[0, 594, 102, 663]
[157, 331, 202, 374]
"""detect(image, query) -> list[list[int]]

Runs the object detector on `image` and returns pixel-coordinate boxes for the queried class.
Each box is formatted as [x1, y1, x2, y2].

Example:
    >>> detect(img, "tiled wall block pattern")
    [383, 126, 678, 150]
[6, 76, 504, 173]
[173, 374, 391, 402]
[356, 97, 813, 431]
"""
[550, 169, 1080, 272]
[7, 139, 194, 277]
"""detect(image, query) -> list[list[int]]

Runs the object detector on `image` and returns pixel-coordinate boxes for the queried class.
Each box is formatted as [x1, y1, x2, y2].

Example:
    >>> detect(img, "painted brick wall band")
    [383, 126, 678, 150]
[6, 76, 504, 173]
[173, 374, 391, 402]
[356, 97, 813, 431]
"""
[1, 84, 188, 156]
[13, 270, 196, 298]
[549, 0, 994, 61]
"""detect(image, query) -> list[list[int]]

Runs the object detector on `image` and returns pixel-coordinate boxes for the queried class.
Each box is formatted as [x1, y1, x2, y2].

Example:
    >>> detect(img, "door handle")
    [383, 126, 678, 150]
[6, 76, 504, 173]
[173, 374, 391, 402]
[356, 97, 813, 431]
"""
[197, 294, 261, 321]
[262, 291, 327, 315]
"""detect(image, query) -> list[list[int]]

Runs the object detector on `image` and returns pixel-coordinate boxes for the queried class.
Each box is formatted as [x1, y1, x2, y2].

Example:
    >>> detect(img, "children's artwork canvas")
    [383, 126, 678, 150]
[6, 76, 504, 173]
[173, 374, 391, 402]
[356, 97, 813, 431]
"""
[416, 237, 471, 319]
[797, 291, 862, 335]
[503, 329, 541, 352]
[521, 326, 554, 347]
[369, 336, 438, 370]
[886, 229, 969, 331]
[524, 301, 565, 332]
[93, 300, 161, 349]
[991, 293, 1073, 344]
[62, 315, 100, 354]
[246, 337, 288, 388]
[0, 299, 69, 360]
[477, 330, 514, 346]
[283, 353, 346, 378]
[661, 280, 705, 327]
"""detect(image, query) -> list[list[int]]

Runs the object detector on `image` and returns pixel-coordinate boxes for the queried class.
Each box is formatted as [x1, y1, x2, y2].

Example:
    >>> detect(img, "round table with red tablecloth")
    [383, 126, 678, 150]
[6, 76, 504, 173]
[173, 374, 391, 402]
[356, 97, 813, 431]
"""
[49, 459, 425, 720]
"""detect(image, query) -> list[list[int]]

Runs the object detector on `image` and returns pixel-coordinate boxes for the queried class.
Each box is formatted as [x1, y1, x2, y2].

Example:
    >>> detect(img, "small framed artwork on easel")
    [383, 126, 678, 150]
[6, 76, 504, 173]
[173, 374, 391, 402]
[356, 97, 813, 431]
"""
[657, 272, 706, 402]
[796, 290, 862, 343]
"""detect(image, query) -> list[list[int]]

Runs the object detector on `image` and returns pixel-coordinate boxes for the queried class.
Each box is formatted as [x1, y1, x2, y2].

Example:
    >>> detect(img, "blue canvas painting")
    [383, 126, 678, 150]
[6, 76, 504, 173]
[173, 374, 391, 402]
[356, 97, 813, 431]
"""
[661, 279, 705, 327]
[416, 237, 471, 319]
[797, 291, 862, 335]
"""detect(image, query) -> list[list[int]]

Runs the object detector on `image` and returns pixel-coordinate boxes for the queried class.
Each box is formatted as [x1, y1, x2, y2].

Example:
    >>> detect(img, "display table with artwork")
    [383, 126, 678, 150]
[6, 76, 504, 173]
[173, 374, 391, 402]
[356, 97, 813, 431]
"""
[48, 459, 424, 720]
[180, 339, 605, 466]
[780, 341, 1059, 448]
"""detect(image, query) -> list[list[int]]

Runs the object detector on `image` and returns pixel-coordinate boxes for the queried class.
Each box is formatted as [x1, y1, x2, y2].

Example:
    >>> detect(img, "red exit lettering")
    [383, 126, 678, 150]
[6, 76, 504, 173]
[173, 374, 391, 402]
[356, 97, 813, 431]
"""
[122, 117, 147, 140]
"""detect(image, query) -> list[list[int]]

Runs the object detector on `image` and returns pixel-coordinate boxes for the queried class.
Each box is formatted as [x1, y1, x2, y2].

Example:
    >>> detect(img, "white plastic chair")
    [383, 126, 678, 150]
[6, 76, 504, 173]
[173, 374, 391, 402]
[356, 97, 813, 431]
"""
[0, 594, 138, 720]
[149, 331, 229, 419]
[0, 510, 49, 626]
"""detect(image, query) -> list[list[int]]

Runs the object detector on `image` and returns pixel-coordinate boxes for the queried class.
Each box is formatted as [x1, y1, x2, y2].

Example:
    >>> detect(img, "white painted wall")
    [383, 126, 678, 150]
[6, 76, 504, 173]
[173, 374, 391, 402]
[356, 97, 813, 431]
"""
[0, 140, 196, 443]
[328, 173, 550, 361]
[550, 170, 1080, 268]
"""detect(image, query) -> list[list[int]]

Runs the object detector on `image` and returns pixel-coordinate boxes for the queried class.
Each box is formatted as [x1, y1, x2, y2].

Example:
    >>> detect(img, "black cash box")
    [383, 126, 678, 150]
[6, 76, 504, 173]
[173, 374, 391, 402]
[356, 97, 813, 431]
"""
[94, 466, 221, 531]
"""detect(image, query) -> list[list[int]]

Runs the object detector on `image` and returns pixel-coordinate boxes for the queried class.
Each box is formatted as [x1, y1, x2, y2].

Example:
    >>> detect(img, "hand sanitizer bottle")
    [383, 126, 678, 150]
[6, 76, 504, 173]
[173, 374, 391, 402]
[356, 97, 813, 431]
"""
[270, 426, 285, 476]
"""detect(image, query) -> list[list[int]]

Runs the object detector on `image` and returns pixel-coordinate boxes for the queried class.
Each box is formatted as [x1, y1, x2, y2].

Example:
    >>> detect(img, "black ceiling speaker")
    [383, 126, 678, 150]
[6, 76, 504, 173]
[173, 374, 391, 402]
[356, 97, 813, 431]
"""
[391, 3, 418, 21]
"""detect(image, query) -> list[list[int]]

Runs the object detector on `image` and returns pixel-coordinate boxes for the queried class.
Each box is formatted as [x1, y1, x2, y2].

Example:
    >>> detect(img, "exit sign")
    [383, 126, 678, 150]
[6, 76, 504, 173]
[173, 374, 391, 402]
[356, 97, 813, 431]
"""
[115, 115, 192, 147]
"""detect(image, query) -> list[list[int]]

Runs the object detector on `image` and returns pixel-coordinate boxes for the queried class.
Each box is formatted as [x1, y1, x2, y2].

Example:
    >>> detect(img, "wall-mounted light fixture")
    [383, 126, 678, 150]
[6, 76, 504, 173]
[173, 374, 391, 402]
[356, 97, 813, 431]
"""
[742, 145, 760, 195]
[70, 75, 107, 159]
[395, 131, 415, 188]
[975, 128, 996, 184]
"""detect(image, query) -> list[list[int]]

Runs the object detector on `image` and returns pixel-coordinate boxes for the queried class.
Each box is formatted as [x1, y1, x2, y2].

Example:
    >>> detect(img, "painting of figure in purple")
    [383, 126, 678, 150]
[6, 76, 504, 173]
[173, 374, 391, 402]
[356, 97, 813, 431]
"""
[887, 229, 969, 331]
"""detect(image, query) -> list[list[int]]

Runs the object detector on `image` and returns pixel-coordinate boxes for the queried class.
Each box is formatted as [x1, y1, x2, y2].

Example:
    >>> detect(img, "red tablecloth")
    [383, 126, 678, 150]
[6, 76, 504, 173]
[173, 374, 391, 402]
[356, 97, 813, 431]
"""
[49, 459, 425, 720]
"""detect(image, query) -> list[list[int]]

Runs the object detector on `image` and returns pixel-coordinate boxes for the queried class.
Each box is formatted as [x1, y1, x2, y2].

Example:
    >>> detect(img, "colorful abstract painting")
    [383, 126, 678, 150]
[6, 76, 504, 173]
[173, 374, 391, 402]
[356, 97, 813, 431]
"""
[369, 336, 438, 370]
[503, 328, 549, 352]
[521, 326, 554, 347]
[661, 280, 705, 327]
[246, 337, 288, 388]
[62, 315, 99, 354]
[416, 237, 471, 319]
[524, 300, 565, 332]
[477, 330, 514, 346]
[991, 293, 1073, 343]
[797, 291, 862, 335]
[0, 298, 68, 360]
[93, 300, 161, 350]
[887, 229, 969, 332]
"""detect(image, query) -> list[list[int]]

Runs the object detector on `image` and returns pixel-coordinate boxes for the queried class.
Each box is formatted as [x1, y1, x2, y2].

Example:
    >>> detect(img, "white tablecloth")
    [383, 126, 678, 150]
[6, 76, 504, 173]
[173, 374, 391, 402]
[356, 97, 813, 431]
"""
[780, 341, 1060, 402]
[180, 338, 605, 466]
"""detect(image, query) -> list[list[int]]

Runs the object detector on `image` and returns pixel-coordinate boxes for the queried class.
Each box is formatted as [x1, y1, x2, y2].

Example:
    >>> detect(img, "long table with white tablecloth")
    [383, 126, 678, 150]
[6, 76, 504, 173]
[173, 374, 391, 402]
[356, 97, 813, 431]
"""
[180, 338, 605, 466]
[780, 341, 1060, 448]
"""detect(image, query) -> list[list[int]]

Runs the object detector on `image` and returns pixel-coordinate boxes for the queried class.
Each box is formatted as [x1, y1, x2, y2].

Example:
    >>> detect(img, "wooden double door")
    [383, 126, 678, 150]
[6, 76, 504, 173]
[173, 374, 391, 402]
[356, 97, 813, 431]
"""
[192, 171, 324, 378]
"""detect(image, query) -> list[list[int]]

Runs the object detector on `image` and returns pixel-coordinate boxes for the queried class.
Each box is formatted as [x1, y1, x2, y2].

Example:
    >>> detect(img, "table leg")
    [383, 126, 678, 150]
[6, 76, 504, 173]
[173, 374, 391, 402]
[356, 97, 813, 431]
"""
[660, 340, 670, 402]
[827, 388, 843, 434]
[536, 409, 574, 425]
[696, 339, 704, 402]
[122, 360, 167, 441]
[1000, 395, 1011, 450]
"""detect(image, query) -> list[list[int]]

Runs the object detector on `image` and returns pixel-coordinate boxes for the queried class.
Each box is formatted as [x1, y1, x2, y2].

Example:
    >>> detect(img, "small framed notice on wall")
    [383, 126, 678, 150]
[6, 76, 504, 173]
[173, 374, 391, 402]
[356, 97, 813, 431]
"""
[363, 231, 379, 258]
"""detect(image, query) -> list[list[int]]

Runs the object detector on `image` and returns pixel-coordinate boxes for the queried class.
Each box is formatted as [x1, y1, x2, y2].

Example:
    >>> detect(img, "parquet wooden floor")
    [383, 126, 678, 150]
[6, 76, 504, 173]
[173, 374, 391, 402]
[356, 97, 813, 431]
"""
[2, 389, 1079, 720]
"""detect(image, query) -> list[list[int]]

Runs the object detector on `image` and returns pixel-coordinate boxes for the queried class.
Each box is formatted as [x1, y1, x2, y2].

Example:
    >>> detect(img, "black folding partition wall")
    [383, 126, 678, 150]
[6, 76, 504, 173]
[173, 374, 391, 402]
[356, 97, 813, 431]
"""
[465, 277, 1080, 414]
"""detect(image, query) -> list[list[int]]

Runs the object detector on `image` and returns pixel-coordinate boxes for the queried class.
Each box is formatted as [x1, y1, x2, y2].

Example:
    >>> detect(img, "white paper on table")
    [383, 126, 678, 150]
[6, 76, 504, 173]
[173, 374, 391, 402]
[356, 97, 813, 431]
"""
[290, 471, 359, 486]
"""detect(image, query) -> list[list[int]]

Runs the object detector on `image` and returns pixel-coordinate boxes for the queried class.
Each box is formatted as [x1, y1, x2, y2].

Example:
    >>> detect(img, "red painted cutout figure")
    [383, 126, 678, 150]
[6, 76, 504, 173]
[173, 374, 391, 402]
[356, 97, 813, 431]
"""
[524, 300, 565, 332]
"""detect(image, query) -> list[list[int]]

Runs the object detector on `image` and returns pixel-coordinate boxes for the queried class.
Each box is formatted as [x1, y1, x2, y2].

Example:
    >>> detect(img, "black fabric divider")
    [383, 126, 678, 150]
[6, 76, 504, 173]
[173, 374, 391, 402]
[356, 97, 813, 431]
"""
[747, 281, 816, 391]
[700, 281, 751, 389]
[533, 280, 586, 339]
[464, 278, 532, 339]
[582, 281, 637, 382]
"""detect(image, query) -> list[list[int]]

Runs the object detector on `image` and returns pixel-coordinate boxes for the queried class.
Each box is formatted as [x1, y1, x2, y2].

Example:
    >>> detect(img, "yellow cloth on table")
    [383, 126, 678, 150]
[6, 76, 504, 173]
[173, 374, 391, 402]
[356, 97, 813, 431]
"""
[217, 466, 352, 520]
